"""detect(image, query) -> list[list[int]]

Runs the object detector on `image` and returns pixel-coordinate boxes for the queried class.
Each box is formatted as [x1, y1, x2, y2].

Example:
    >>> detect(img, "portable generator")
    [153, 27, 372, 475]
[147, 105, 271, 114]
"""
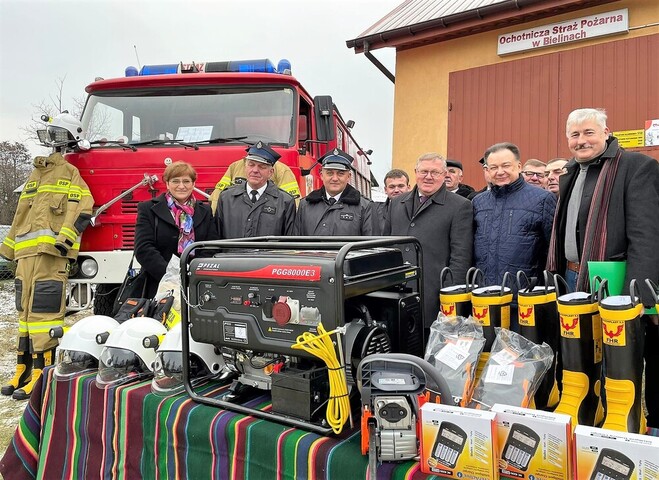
[180, 236, 424, 434]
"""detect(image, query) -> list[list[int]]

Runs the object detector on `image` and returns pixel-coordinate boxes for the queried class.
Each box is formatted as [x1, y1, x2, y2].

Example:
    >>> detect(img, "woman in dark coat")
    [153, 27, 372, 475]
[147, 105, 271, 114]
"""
[135, 161, 218, 299]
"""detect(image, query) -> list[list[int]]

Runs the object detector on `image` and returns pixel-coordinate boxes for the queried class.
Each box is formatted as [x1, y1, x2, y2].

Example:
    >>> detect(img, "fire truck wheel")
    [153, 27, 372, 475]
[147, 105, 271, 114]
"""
[93, 283, 120, 316]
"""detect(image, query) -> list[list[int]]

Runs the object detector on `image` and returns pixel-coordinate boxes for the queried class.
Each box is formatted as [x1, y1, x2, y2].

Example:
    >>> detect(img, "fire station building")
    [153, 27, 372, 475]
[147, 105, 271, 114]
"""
[348, 0, 659, 189]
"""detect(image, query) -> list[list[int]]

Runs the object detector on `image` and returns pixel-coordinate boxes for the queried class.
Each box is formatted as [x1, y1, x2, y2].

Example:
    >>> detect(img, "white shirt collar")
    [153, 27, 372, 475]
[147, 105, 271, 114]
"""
[247, 182, 268, 200]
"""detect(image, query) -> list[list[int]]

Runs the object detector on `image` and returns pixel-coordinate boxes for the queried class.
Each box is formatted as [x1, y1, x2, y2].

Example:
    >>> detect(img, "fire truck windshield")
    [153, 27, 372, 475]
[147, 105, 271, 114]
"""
[81, 86, 296, 147]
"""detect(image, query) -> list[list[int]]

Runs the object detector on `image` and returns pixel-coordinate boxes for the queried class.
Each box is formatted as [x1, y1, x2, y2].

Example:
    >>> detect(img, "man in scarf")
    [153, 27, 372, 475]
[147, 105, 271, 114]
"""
[546, 107, 659, 428]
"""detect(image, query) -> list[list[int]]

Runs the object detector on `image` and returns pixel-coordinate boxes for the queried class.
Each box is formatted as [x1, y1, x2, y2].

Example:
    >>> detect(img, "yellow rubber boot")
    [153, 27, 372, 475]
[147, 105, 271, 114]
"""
[13, 349, 54, 401]
[517, 280, 559, 410]
[553, 291, 602, 426]
[599, 288, 646, 434]
[1, 351, 32, 396]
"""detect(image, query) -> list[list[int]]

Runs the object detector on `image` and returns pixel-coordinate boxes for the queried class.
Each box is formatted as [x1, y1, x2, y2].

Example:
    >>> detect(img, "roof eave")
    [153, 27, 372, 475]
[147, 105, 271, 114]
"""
[347, 0, 618, 53]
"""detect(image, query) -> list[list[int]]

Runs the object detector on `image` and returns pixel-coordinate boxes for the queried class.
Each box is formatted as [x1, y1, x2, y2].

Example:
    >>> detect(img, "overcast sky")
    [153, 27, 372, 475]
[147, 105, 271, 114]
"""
[0, 0, 398, 184]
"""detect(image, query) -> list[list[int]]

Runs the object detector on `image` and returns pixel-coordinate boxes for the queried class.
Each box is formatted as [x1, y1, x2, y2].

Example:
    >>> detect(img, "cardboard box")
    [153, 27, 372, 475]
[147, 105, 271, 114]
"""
[420, 403, 497, 479]
[574, 425, 659, 480]
[492, 404, 572, 480]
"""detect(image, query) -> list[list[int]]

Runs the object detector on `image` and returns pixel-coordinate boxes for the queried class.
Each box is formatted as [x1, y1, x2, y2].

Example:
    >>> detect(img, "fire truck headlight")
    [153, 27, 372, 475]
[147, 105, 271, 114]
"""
[80, 259, 98, 278]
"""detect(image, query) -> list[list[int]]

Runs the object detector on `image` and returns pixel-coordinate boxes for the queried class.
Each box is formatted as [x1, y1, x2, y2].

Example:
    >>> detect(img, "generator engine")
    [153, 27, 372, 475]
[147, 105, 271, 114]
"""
[181, 237, 424, 434]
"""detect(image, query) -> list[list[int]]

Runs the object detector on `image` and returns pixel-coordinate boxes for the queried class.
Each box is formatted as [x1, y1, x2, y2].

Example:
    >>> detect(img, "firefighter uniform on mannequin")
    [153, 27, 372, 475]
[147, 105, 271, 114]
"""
[215, 142, 296, 238]
[210, 155, 300, 214]
[294, 148, 374, 236]
[0, 113, 94, 400]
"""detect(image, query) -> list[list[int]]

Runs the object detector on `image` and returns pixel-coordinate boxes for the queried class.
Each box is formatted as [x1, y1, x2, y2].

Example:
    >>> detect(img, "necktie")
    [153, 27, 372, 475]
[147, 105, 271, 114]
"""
[250, 190, 258, 203]
[327, 197, 336, 206]
[419, 195, 428, 204]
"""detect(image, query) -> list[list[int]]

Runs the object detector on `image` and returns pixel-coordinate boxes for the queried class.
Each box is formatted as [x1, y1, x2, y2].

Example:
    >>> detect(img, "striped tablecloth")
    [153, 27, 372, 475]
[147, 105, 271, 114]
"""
[0, 367, 431, 479]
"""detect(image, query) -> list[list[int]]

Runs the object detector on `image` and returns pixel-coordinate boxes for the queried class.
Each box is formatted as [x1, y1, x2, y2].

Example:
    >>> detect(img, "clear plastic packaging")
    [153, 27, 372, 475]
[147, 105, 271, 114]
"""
[425, 314, 486, 406]
[468, 328, 553, 410]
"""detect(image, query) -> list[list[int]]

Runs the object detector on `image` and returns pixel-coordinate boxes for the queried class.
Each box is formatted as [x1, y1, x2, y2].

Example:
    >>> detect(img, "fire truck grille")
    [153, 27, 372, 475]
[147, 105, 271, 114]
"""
[121, 199, 139, 214]
[122, 225, 135, 249]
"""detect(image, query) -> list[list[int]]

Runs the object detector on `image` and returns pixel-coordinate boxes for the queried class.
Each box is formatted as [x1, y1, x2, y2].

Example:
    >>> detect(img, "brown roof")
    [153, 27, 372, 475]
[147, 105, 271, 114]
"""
[347, 0, 617, 53]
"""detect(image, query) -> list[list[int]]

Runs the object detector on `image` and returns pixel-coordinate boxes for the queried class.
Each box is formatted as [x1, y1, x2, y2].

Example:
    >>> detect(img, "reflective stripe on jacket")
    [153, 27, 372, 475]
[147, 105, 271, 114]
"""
[0, 152, 94, 261]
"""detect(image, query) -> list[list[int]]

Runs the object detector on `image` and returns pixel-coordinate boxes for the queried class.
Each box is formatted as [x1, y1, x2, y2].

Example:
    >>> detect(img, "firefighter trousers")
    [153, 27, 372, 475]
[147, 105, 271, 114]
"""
[14, 254, 68, 353]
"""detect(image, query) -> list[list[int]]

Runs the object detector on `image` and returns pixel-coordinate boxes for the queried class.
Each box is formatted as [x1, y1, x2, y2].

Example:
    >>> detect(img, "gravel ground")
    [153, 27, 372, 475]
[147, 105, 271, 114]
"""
[0, 281, 92, 455]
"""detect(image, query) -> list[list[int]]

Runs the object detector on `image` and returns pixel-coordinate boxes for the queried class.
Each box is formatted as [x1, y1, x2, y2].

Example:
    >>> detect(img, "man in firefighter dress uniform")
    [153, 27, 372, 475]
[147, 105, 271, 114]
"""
[0, 113, 94, 400]
[215, 142, 296, 238]
[210, 150, 300, 215]
[294, 148, 374, 236]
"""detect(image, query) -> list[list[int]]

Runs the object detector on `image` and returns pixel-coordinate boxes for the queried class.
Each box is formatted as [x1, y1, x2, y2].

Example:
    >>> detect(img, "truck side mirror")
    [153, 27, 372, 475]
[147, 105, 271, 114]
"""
[313, 95, 335, 142]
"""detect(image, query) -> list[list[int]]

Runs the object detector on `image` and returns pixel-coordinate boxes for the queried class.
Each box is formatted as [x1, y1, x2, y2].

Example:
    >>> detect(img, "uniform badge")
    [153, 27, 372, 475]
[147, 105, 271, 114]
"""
[262, 205, 276, 215]
[339, 212, 354, 221]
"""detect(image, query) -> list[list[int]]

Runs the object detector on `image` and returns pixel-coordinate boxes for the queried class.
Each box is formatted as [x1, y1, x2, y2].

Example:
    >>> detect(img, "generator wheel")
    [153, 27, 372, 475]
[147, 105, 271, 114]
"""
[93, 283, 119, 316]
[368, 422, 377, 480]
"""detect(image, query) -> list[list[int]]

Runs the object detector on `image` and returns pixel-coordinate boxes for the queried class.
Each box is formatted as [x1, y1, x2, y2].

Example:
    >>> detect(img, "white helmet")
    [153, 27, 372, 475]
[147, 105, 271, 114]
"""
[55, 315, 120, 378]
[42, 112, 85, 147]
[151, 323, 225, 395]
[96, 317, 167, 388]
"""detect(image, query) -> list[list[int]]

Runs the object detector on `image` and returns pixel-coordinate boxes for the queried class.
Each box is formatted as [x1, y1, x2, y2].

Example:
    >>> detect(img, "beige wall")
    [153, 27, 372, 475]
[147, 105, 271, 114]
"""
[392, 0, 659, 174]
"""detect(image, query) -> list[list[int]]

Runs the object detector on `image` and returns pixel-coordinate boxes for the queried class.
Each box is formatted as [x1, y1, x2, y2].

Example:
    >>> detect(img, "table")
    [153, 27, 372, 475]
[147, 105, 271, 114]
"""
[0, 367, 432, 479]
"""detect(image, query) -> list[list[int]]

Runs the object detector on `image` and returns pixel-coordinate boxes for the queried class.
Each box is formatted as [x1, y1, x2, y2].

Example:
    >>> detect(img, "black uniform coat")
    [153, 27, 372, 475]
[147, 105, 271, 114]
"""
[294, 184, 374, 236]
[454, 183, 475, 198]
[374, 199, 389, 235]
[216, 181, 295, 239]
[134, 193, 219, 299]
[549, 137, 659, 306]
[384, 184, 474, 327]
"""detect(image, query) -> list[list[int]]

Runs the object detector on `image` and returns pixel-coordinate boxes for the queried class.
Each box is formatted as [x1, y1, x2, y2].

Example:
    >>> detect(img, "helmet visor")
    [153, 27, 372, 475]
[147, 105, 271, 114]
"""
[56, 349, 98, 378]
[152, 351, 211, 395]
[96, 346, 151, 387]
[46, 125, 73, 146]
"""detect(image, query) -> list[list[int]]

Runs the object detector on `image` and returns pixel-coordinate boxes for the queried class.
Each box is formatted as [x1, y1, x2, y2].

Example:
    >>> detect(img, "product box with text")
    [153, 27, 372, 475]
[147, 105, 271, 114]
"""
[492, 404, 572, 480]
[574, 425, 659, 480]
[420, 403, 497, 479]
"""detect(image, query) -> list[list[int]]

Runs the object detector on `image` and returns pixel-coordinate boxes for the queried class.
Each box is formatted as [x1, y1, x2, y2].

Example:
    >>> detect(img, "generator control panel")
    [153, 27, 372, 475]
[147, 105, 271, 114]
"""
[188, 247, 419, 358]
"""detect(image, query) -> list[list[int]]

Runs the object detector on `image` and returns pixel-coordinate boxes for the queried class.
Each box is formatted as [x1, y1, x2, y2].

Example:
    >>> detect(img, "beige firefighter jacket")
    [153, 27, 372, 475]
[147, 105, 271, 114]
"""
[0, 152, 94, 261]
[210, 158, 300, 214]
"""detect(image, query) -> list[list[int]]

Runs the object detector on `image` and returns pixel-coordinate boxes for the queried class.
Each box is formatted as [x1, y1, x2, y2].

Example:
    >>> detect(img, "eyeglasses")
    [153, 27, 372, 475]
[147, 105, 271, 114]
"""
[416, 169, 445, 179]
[522, 171, 548, 179]
[168, 178, 193, 186]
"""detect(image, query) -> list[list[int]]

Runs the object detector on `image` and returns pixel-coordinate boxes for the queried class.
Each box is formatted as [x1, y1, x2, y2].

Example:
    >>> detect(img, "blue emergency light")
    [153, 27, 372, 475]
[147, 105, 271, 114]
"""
[126, 58, 292, 77]
[205, 59, 276, 73]
[139, 64, 179, 76]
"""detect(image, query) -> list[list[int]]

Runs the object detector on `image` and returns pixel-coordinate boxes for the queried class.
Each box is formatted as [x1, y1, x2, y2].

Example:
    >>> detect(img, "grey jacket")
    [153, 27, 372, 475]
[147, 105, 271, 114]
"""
[384, 185, 474, 327]
[216, 181, 295, 238]
[294, 184, 374, 236]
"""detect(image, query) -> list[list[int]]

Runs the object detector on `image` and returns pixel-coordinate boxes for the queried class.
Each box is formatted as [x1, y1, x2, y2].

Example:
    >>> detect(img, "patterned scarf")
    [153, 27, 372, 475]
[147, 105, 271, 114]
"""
[547, 148, 622, 291]
[165, 193, 195, 254]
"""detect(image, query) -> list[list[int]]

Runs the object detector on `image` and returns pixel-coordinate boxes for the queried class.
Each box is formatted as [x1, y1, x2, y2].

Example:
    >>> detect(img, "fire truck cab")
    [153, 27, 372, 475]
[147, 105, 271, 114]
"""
[65, 58, 373, 315]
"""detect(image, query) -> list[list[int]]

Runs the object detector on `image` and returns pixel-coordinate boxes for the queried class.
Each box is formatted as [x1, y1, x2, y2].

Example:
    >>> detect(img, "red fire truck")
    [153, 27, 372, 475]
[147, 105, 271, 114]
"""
[65, 58, 374, 315]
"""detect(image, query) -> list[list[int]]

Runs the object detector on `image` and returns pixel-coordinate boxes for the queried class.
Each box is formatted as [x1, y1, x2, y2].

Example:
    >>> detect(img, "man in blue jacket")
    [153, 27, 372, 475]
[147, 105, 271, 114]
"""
[473, 142, 557, 329]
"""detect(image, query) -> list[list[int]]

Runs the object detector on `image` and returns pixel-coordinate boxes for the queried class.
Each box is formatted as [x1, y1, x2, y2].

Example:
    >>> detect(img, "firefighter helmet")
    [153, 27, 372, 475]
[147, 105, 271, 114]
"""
[152, 323, 225, 395]
[44, 112, 85, 148]
[96, 317, 167, 388]
[55, 315, 120, 378]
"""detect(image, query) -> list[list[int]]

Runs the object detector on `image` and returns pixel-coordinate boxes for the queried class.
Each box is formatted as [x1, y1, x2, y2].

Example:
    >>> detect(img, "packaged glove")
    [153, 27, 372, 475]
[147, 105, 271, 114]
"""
[425, 313, 485, 406]
[468, 328, 553, 411]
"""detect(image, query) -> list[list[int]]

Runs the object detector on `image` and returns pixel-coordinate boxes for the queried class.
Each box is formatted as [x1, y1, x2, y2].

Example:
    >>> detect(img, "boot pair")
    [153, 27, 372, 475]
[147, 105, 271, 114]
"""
[1, 349, 55, 400]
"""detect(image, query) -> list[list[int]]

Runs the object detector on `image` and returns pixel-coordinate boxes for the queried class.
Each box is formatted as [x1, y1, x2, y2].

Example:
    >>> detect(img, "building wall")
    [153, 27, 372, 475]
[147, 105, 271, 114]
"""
[392, 0, 659, 181]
